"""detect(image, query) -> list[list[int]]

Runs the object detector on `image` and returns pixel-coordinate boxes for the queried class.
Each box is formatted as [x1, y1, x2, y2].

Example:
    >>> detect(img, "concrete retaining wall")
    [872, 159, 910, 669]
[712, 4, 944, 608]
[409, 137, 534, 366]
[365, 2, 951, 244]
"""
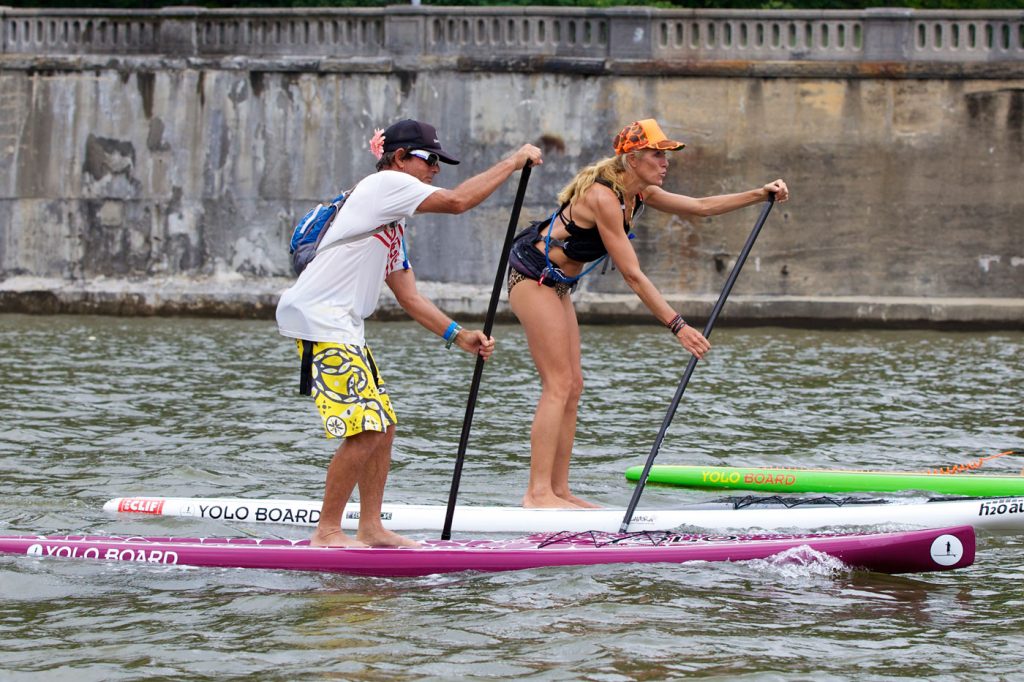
[1, 7, 1021, 327]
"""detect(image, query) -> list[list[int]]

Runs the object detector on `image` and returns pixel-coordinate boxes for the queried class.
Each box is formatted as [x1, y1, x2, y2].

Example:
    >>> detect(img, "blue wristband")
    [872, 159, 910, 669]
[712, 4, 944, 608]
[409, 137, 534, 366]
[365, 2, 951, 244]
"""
[443, 321, 459, 342]
[445, 324, 462, 350]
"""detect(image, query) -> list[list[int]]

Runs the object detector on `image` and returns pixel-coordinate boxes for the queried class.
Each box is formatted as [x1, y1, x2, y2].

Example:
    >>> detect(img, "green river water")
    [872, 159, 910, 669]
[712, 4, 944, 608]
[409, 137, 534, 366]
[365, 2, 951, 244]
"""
[1, 314, 1022, 680]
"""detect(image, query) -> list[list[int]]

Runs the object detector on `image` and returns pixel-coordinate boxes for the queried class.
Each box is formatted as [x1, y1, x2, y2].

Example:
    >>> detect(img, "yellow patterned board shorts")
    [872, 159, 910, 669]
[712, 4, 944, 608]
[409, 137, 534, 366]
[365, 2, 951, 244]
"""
[295, 340, 397, 439]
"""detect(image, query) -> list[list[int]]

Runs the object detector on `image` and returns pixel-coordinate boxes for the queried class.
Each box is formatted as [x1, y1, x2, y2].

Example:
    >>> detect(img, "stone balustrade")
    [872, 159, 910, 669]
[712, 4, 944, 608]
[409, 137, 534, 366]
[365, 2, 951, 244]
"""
[2, 6, 1022, 64]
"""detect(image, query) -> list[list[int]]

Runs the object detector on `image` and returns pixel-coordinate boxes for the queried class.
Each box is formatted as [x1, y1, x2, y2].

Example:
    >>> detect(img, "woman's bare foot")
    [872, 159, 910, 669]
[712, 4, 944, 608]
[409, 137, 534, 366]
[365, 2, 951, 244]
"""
[310, 528, 367, 548]
[356, 528, 421, 548]
[523, 493, 582, 509]
[562, 493, 601, 509]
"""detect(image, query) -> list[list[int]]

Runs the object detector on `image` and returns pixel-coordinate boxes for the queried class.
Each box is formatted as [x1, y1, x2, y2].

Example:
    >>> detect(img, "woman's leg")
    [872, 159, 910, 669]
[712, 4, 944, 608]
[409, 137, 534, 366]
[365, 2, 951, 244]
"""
[549, 295, 600, 508]
[510, 281, 584, 508]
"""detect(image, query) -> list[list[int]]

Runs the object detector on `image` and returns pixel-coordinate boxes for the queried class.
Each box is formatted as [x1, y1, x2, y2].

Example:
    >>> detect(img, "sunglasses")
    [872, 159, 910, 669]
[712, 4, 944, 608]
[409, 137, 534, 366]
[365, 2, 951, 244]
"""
[408, 149, 440, 167]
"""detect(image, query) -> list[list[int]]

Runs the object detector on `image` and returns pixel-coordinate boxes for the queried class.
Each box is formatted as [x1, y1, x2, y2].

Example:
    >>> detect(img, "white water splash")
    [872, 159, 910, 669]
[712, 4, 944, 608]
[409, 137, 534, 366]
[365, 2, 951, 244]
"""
[748, 545, 851, 579]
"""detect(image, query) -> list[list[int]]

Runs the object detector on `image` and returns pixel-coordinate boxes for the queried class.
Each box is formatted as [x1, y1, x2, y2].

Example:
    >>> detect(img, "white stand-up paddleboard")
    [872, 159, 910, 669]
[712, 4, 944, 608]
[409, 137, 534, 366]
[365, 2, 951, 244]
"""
[103, 494, 1024, 533]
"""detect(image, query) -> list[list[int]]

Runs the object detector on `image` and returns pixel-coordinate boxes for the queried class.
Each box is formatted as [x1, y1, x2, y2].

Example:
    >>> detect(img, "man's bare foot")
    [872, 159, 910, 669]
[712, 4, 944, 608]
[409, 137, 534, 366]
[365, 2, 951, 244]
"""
[522, 493, 582, 509]
[356, 528, 421, 548]
[310, 528, 367, 548]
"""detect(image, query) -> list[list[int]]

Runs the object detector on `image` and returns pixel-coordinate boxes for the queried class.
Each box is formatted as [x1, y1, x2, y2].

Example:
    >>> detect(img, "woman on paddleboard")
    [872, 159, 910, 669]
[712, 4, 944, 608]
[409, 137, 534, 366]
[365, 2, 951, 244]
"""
[277, 119, 542, 547]
[508, 118, 788, 508]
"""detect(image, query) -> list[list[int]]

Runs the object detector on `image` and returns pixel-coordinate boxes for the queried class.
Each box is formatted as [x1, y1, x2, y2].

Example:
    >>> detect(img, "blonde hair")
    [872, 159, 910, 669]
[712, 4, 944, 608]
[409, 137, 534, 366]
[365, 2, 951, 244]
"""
[556, 153, 637, 206]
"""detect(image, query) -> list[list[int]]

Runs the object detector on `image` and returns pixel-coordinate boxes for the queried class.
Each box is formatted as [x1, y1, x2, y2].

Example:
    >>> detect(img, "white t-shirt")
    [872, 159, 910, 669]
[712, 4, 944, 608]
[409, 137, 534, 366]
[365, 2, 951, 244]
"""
[276, 170, 440, 345]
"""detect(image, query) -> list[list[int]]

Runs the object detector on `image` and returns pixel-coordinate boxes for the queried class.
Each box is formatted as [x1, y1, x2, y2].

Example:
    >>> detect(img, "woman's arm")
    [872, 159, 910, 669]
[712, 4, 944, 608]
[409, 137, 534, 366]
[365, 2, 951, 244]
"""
[643, 179, 788, 217]
[587, 186, 711, 359]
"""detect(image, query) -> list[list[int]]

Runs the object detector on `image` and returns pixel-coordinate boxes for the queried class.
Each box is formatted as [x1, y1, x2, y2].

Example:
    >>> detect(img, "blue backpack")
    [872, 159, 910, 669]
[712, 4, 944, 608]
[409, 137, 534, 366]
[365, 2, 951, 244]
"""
[288, 187, 403, 276]
[288, 191, 350, 276]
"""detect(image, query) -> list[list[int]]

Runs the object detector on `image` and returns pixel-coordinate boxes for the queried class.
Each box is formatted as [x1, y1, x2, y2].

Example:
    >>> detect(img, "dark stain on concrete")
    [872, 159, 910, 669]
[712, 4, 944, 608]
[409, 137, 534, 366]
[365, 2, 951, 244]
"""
[83, 135, 135, 181]
[147, 117, 170, 152]
[843, 79, 862, 129]
[196, 70, 206, 108]
[396, 70, 417, 99]
[1008, 89, 1023, 149]
[249, 71, 265, 98]
[137, 71, 155, 119]
[538, 133, 566, 154]
[966, 89, 997, 131]
[17, 73, 53, 196]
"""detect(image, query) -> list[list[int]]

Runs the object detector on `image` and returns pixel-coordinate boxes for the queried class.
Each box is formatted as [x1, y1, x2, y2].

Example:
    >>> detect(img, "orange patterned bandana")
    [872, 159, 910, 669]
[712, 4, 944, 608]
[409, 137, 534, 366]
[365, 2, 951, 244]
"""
[612, 119, 685, 155]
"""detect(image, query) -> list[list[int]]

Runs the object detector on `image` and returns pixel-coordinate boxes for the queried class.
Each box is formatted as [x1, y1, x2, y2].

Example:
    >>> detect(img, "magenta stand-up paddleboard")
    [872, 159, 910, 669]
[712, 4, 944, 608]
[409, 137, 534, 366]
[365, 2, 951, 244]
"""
[0, 526, 975, 576]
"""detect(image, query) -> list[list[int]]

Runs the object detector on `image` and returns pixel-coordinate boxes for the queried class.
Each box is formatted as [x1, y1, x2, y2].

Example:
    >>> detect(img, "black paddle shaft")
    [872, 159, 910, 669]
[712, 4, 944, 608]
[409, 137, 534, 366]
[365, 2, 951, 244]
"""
[442, 163, 533, 540]
[619, 194, 776, 533]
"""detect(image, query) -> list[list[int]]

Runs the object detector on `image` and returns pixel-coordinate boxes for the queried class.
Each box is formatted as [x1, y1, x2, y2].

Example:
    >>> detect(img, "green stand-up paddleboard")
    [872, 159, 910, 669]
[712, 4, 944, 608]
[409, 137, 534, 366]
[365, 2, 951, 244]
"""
[624, 464, 1024, 497]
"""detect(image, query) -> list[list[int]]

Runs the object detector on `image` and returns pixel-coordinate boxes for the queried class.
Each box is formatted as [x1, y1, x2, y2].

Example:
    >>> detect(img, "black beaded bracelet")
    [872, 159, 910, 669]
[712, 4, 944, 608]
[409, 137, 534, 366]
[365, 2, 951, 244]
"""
[667, 314, 687, 335]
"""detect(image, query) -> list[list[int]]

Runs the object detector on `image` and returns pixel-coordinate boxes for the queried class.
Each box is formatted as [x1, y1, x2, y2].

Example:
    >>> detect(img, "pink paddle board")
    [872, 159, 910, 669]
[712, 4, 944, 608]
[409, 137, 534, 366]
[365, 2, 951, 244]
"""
[0, 525, 975, 576]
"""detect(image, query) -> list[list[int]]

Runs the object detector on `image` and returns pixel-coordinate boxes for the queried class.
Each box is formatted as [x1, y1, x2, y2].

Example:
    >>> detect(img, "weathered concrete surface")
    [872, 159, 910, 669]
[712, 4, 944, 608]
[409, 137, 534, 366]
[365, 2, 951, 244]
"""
[0, 49, 1021, 327]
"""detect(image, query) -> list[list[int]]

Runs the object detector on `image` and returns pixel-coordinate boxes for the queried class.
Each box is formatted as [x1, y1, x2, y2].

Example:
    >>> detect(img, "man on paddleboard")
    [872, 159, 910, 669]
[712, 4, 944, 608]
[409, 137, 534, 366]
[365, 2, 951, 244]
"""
[277, 119, 542, 547]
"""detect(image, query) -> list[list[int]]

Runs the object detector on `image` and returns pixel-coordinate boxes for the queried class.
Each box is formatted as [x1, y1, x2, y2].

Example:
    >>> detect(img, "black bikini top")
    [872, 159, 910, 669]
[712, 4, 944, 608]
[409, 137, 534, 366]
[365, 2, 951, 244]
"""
[547, 178, 643, 263]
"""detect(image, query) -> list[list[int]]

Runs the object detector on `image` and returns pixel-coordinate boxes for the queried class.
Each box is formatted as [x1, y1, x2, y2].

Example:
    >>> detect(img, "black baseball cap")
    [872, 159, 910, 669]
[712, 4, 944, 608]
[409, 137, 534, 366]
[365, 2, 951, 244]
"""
[381, 119, 460, 165]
